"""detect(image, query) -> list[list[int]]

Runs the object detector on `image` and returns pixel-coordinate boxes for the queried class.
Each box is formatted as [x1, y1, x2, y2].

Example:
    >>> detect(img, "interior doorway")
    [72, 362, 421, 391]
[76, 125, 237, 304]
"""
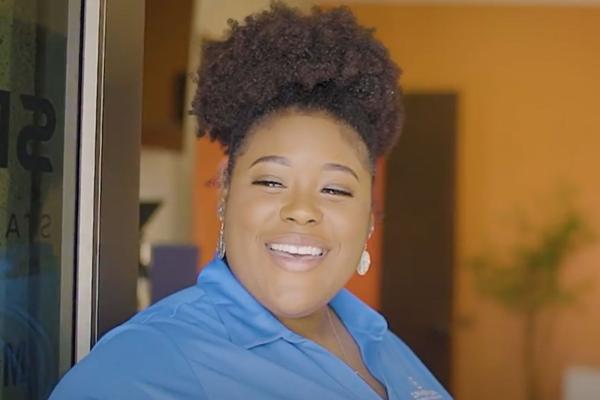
[380, 93, 457, 389]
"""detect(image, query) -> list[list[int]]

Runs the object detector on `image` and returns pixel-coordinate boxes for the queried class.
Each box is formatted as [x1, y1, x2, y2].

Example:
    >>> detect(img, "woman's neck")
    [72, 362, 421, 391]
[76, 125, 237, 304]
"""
[277, 306, 332, 344]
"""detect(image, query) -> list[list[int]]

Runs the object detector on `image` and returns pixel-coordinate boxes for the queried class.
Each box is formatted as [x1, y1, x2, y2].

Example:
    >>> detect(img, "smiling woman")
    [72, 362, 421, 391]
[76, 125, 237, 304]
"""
[223, 110, 373, 320]
[50, 2, 452, 399]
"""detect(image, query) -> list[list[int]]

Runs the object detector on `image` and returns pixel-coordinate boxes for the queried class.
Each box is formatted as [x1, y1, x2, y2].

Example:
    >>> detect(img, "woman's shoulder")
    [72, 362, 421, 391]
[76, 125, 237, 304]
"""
[132, 285, 218, 327]
[49, 286, 226, 399]
[49, 321, 209, 399]
[107, 284, 230, 349]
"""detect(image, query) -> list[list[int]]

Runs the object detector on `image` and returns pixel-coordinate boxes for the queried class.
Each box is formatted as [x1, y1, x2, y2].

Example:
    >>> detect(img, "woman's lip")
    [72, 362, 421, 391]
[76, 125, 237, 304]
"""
[266, 246, 327, 273]
[263, 233, 331, 272]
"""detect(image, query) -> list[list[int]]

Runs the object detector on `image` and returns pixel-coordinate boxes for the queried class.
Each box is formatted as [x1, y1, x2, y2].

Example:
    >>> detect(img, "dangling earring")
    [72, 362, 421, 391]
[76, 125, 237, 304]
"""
[216, 203, 225, 259]
[357, 247, 371, 276]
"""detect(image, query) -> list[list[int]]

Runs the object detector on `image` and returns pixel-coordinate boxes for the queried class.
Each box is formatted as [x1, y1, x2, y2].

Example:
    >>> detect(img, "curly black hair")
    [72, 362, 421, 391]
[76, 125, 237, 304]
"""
[192, 2, 403, 174]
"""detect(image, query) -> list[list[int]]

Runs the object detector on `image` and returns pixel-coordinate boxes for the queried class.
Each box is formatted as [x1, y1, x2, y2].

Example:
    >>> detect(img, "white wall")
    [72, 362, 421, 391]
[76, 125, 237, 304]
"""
[139, 149, 191, 244]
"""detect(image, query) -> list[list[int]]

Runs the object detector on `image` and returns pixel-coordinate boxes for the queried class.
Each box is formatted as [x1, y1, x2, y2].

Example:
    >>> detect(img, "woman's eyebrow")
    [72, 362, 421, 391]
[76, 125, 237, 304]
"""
[249, 156, 359, 181]
[323, 163, 359, 181]
[249, 155, 290, 168]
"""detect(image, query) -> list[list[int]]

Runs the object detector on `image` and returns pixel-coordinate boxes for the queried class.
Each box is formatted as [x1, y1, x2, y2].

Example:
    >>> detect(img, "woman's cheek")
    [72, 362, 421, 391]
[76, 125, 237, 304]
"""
[326, 200, 370, 233]
[231, 190, 276, 222]
[250, 194, 282, 222]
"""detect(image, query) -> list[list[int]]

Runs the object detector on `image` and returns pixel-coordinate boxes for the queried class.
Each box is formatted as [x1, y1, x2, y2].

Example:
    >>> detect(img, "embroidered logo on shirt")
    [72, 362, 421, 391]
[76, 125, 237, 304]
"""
[408, 376, 444, 400]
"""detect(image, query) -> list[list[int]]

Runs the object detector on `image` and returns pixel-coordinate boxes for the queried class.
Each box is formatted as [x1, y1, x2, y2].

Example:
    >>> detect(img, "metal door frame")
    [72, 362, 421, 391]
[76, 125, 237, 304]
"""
[74, 0, 144, 362]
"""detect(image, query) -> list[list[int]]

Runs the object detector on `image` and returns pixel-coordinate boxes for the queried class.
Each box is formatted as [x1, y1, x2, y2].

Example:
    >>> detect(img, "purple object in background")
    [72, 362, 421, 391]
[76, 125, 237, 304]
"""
[150, 245, 199, 304]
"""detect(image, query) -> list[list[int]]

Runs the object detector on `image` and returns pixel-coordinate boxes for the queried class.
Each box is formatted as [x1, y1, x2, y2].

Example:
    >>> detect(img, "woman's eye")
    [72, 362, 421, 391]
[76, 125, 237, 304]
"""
[252, 180, 284, 188]
[322, 187, 353, 197]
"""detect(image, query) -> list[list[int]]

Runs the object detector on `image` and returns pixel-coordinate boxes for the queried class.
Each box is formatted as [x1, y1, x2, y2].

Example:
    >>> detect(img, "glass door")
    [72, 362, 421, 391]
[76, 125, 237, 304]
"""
[0, 0, 143, 398]
[0, 0, 81, 398]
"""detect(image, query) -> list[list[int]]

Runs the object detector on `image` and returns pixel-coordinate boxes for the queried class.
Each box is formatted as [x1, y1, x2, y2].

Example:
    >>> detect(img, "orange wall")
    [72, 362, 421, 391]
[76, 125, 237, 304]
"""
[343, 4, 600, 400]
[194, 140, 223, 267]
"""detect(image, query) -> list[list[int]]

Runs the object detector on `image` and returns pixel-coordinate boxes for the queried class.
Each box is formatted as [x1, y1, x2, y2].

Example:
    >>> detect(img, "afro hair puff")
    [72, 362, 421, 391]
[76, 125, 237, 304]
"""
[192, 2, 404, 164]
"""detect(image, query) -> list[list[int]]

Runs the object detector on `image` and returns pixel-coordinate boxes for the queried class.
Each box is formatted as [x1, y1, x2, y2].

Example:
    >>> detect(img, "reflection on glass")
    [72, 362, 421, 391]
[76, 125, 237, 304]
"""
[0, 0, 72, 398]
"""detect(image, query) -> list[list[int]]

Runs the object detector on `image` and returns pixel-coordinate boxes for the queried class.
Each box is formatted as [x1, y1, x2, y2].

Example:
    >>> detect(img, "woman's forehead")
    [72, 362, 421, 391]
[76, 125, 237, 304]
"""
[237, 111, 371, 171]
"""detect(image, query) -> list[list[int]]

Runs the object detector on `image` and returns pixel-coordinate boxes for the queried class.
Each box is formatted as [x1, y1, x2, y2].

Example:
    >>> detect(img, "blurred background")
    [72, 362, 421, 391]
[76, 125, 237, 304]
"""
[138, 1, 600, 400]
[1, 0, 598, 399]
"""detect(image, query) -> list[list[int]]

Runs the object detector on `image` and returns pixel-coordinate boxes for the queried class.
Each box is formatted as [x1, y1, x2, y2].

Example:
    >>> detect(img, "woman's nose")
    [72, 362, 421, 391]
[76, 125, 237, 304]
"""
[280, 193, 323, 225]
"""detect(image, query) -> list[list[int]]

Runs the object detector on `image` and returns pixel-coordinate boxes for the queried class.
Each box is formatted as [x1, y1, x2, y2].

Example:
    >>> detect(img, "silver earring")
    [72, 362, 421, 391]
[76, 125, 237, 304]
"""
[216, 204, 225, 259]
[357, 249, 371, 276]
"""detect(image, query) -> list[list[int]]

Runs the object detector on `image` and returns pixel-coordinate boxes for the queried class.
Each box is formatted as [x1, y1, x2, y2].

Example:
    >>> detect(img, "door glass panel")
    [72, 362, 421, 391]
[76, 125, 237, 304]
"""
[0, 0, 77, 398]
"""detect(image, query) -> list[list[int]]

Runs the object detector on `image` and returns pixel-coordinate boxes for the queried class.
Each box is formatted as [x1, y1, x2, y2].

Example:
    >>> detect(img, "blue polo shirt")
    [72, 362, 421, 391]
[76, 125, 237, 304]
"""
[51, 258, 452, 399]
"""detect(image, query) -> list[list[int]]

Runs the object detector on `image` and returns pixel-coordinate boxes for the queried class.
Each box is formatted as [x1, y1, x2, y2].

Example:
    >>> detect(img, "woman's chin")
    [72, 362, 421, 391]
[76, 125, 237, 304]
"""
[267, 293, 326, 320]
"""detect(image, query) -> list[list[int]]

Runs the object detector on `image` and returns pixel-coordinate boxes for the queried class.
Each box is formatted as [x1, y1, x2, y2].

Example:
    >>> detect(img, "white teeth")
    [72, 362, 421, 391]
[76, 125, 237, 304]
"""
[269, 243, 324, 257]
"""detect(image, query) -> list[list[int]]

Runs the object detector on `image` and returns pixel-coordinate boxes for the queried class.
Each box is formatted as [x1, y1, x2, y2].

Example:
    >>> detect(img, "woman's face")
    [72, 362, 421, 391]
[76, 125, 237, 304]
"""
[223, 110, 373, 319]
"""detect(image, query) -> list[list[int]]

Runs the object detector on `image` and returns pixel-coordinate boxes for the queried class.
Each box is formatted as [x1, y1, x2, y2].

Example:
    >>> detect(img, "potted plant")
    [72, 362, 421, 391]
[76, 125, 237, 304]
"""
[470, 205, 594, 400]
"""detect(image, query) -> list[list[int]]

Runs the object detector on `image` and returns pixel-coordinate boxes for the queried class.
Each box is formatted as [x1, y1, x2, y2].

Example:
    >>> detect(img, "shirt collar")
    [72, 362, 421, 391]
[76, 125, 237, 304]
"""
[197, 257, 388, 349]
[330, 287, 388, 344]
